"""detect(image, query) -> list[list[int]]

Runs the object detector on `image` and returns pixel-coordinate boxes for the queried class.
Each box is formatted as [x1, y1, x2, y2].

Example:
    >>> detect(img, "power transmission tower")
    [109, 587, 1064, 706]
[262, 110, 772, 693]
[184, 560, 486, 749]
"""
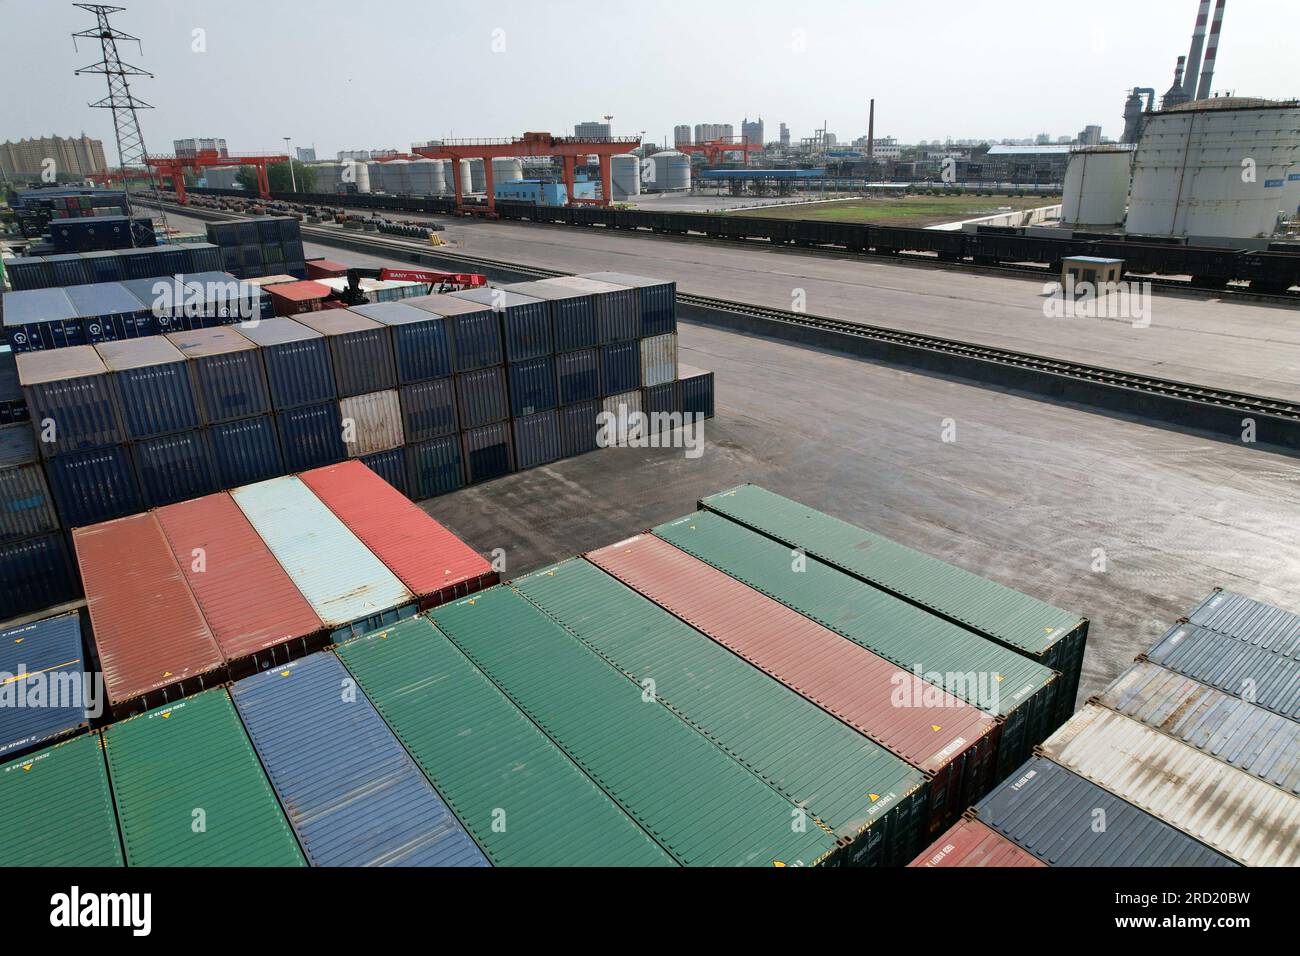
[72, 3, 168, 241]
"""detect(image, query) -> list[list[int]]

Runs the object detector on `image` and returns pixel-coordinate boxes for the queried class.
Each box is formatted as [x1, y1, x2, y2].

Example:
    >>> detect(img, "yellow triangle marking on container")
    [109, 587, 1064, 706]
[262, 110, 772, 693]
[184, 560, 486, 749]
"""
[22, 762, 34, 772]
[161, 711, 173, 718]
[1044, 627, 1055, 634]
[995, 675, 1004, 682]
[162, 671, 173, 678]
[279, 670, 292, 677]
[868, 793, 880, 802]
[931, 725, 942, 732]
[771, 860, 786, 867]
[13, 638, 23, 645]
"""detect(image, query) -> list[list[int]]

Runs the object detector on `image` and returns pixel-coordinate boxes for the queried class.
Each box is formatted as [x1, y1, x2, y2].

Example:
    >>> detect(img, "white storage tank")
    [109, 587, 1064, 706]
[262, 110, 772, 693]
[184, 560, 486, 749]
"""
[432, 160, 452, 196]
[341, 159, 370, 194]
[457, 159, 474, 195]
[468, 158, 486, 193]
[408, 158, 444, 196]
[366, 161, 386, 193]
[648, 150, 690, 192]
[1126, 98, 1300, 239]
[610, 154, 640, 200]
[385, 159, 411, 195]
[491, 158, 524, 188]
[310, 161, 342, 194]
[1061, 146, 1133, 227]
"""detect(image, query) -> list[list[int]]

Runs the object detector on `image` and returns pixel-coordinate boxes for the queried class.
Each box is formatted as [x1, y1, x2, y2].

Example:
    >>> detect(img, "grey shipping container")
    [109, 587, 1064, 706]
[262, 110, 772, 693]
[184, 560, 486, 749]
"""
[276, 402, 347, 473]
[513, 410, 561, 470]
[583, 271, 676, 338]
[411, 293, 502, 372]
[182, 242, 224, 273]
[4, 288, 84, 351]
[131, 430, 218, 508]
[601, 341, 639, 395]
[43, 255, 92, 288]
[166, 327, 270, 424]
[237, 317, 336, 410]
[462, 422, 513, 484]
[207, 415, 283, 489]
[507, 356, 557, 418]
[339, 390, 405, 458]
[360, 447, 409, 498]
[455, 367, 508, 429]
[678, 364, 715, 419]
[406, 436, 464, 500]
[642, 381, 676, 428]
[0, 533, 79, 621]
[17, 347, 123, 458]
[505, 280, 599, 352]
[541, 276, 639, 343]
[350, 302, 453, 384]
[399, 379, 458, 443]
[639, 333, 678, 388]
[3, 257, 49, 291]
[973, 757, 1237, 867]
[555, 348, 601, 405]
[1184, 589, 1300, 659]
[45, 444, 141, 528]
[295, 311, 396, 398]
[95, 338, 200, 440]
[1143, 623, 1299, 720]
[558, 401, 601, 459]
[81, 251, 126, 284]
[64, 282, 154, 343]
[0, 424, 58, 541]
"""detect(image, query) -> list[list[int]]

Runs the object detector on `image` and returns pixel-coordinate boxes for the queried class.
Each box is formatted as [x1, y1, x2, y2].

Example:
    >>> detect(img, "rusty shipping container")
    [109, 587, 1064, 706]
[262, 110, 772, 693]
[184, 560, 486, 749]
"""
[908, 819, 1046, 868]
[339, 389, 405, 458]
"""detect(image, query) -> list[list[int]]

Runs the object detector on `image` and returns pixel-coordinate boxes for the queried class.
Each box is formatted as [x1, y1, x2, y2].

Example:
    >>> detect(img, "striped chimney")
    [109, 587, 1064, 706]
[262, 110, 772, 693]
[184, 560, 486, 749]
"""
[1183, 0, 1213, 97]
[1195, 0, 1227, 101]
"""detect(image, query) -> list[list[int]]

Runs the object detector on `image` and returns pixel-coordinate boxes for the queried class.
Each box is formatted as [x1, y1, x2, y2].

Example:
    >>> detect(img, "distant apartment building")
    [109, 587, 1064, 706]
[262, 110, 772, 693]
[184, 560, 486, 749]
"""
[779, 123, 790, 147]
[295, 146, 317, 162]
[0, 134, 107, 179]
[673, 125, 692, 146]
[337, 149, 370, 161]
[694, 123, 734, 143]
[174, 137, 228, 157]
[574, 121, 612, 139]
[1077, 125, 1103, 145]
[741, 117, 764, 146]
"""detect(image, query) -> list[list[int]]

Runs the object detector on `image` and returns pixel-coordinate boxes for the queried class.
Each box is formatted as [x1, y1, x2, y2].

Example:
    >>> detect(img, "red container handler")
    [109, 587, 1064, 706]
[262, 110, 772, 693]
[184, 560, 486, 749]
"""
[267, 280, 332, 317]
[305, 259, 349, 280]
[299, 461, 496, 609]
[74, 513, 225, 718]
[908, 818, 1046, 868]
[154, 492, 328, 678]
[586, 533, 1002, 835]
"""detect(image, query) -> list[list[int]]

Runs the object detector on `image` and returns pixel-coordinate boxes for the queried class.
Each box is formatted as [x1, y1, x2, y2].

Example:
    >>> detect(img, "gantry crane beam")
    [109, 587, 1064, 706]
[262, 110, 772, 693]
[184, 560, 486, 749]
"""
[148, 149, 289, 203]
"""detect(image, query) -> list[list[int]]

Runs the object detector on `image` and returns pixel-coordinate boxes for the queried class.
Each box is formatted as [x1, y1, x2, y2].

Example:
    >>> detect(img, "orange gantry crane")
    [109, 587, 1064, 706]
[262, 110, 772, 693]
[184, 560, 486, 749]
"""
[413, 131, 642, 215]
[677, 138, 762, 167]
[148, 149, 289, 204]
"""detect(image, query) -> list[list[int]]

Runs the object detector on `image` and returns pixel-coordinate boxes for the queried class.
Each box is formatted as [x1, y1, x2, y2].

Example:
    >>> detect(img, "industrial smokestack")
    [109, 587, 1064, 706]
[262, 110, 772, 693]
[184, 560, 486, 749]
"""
[1195, 0, 1226, 101]
[1174, 55, 1186, 88]
[1163, 56, 1191, 110]
[1183, 0, 1213, 97]
[867, 99, 875, 162]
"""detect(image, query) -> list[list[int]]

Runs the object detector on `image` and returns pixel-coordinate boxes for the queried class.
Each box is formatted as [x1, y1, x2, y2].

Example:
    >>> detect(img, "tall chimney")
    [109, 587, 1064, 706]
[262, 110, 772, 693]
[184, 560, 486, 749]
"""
[1174, 55, 1186, 88]
[1183, 0, 1213, 97]
[867, 99, 875, 162]
[1195, 0, 1226, 101]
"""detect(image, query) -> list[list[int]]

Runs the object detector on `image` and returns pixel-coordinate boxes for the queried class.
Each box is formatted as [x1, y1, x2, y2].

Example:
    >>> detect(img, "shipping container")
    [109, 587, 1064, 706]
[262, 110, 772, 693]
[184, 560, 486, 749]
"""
[3, 288, 82, 351]
[182, 242, 224, 274]
[0, 533, 79, 621]
[3, 256, 49, 291]
[1097, 660, 1300, 794]
[65, 281, 154, 343]
[237, 317, 336, 410]
[1040, 704, 1300, 867]
[654, 510, 1062, 777]
[507, 356, 558, 417]
[337, 617, 675, 866]
[103, 689, 306, 866]
[165, 326, 270, 423]
[230, 475, 416, 640]
[45, 444, 142, 528]
[639, 332, 678, 388]
[505, 279, 599, 351]
[555, 348, 601, 405]
[1144, 623, 1298, 720]
[301, 461, 495, 608]
[359, 446, 409, 498]
[339, 389, 404, 458]
[207, 414, 283, 489]
[455, 366, 508, 428]
[540, 276, 639, 343]
[512, 410, 561, 470]
[407, 435, 465, 500]
[95, 337, 201, 440]
[0, 423, 58, 541]
[267, 279, 331, 316]
[43, 254, 93, 288]
[409, 293, 502, 372]
[449, 287, 550, 362]
[584, 538, 998, 837]
[295, 310, 396, 398]
[130, 430, 218, 508]
[908, 818, 1047, 868]
[154, 492, 325, 672]
[678, 363, 716, 419]
[600, 389, 643, 446]
[429, 587, 841, 866]
[351, 302, 453, 384]
[972, 755, 1238, 866]
[1185, 589, 1300, 658]
[0, 735, 124, 867]
[399, 378, 458, 443]
[276, 401, 347, 473]
[305, 258, 348, 280]
[0, 612, 88, 759]
[558, 400, 600, 459]
[583, 271, 677, 338]
[462, 422, 513, 484]
[601, 340, 639, 395]
[229, 652, 489, 867]
[699, 485, 1088, 721]
[642, 381, 677, 430]
[17, 346, 122, 457]
[516, 558, 931, 864]
[80, 250, 126, 284]
[75, 513, 225, 715]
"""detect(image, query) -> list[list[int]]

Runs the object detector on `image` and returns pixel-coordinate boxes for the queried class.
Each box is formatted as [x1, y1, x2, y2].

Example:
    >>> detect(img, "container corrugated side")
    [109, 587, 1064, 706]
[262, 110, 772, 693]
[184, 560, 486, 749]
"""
[908, 818, 1047, 868]
[512, 410, 561, 470]
[207, 415, 284, 489]
[504, 280, 599, 351]
[350, 302, 453, 384]
[96, 338, 201, 440]
[516, 558, 931, 865]
[678, 364, 715, 419]
[507, 356, 558, 418]
[600, 389, 643, 447]
[154, 492, 325, 672]
[275, 402, 346, 473]
[0, 425, 58, 541]
[339, 389, 404, 458]
[455, 367, 508, 429]
[1040, 704, 1300, 867]
[165, 327, 270, 424]
[103, 689, 306, 866]
[582, 272, 676, 338]
[229, 652, 489, 867]
[699, 484, 1089, 721]
[558, 401, 600, 459]
[1185, 590, 1300, 659]
[555, 348, 601, 405]
[45, 444, 142, 528]
[400, 378, 458, 442]
[972, 755, 1238, 867]
[300, 461, 495, 609]
[639, 333, 678, 388]
[0, 612, 88, 759]
[429, 586, 841, 867]
[238, 318, 336, 410]
[359, 447, 409, 498]
[497, 295, 553, 362]
[583, 538, 996, 838]
[130, 430, 218, 508]
[17, 347, 122, 457]
[337, 617, 675, 866]
[462, 423, 514, 484]
[1144, 623, 1298, 720]
[1097, 660, 1300, 794]
[601, 341, 639, 395]
[446, 308, 503, 372]
[0, 533, 79, 621]
[407, 436, 464, 499]
[654, 511, 1061, 778]
[230, 475, 416, 639]
[542, 277, 639, 343]
[295, 312, 396, 398]
[0, 735, 124, 866]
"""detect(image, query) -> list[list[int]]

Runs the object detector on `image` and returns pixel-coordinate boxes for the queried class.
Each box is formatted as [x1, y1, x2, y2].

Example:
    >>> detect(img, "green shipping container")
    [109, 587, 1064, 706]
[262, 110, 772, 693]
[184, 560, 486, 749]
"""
[103, 689, 306, 866]
[428, 587, 840, 867]
[701, 485, 1088, 722]
[336, 617, 676, 867]
[514, 559, 931, 865]
[0, 734, 124, 867]
[655, 511, 1061, 778]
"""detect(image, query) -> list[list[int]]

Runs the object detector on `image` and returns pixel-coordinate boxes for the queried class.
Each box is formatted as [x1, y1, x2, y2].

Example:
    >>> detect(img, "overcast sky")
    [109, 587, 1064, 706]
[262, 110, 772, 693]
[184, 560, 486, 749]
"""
[2, 0, 1294, 162]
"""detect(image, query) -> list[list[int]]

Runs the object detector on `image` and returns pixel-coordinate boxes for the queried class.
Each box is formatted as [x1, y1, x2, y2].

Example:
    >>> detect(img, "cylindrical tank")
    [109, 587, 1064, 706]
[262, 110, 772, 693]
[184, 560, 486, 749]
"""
[384, 159, 411, 195]
[491, 158, 523, 188]
[455, 159, 474, 195]
[610, 154, 640, 200]
[310, 162, 342, 194]
[343, 159, 370, 194]
[1127, 98, 1300, 239]
[1061, 147, 1132, 227]
[648, 150, 691, 192]
[366, 161, 386, 193]
[408, 158, 443, 196]
[468, 159, 486, 193]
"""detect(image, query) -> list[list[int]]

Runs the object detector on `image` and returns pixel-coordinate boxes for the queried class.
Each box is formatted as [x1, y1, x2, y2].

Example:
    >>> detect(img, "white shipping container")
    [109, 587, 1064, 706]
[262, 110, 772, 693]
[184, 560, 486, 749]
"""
[1042, 703, 1300, 867]
[600, 389, 643, 446]
[340, 390, 405, 457]
[639, 333, 678, 387]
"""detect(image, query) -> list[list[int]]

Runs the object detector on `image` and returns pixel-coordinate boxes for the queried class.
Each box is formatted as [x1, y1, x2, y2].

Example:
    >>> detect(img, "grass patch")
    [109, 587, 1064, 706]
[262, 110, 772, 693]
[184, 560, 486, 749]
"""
[727, 195, 1055, 227]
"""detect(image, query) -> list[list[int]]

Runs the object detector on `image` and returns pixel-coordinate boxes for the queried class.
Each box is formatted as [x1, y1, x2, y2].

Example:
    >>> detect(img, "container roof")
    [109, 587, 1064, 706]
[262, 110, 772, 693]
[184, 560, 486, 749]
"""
[95, 336, 186, 370]
[16, 345, 107, 385]
[165, 326, 257, 357]
[234, 315, 323, 346]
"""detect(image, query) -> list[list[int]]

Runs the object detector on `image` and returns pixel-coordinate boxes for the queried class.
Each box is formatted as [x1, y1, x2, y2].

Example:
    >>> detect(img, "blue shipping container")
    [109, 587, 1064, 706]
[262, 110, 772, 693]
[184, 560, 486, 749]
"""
[513, 410, 561, 470]
[81, 251, 126, 284]
[1144, 623, 1299, 720]
[42, 255, 93, 289]
[678, 365, 715, 418]
[0, 424, 59, 542]
[406, 436, 465, 500]
[455, 368, 508, 429]
[4, 257, 49, 291]
[462, 422, 513, 485]
[17, 347, 123, 457]
[555, 349, 601, 405]
[131, 431, 218, 508]
[96, 338, 201, 440]
[295, 311, 396, 398]
[0, 612, 88, 759]
[601, 341, 639, 395]
[583, 272, 677, 338]
[65, 282, 155, 343]
[238, 317, 336, 410]
[360, 447, 410, 498]
[505, 280, 600, 352]
[276, 402, 347, 473]
[208, 415, 284, 489]
[351, 303, 453, 384]
[399, 379, 458, 443]
[507, 356, 558, 418]
[166, 327, 270, 424]
[558, 401, 600, 459]
[0, 533, 79, 623]
[432, 299, 503, 372]
[3, 288, 85, 351]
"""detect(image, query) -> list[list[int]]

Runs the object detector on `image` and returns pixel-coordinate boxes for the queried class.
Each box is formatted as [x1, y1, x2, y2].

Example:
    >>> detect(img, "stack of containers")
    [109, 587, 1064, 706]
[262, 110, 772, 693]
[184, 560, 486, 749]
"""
[267, 280, 333, 317]
[0, 347, 26, 424]
[47, 215, 155, 253]
[0, 612, 89, 759]
[1, 242, 223, 292]
[0, 423, 74, 620]
[204, 217, 306, 280]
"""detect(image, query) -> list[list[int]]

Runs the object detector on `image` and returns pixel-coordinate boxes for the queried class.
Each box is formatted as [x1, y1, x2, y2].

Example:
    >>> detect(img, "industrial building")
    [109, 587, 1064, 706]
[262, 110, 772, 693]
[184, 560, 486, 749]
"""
[0, 134, 107, 179]
[173, 137, 228, 158]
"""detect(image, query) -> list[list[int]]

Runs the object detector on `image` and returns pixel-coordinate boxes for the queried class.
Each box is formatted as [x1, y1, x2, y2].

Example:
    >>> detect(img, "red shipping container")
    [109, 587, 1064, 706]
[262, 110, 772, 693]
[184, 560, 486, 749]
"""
[74, 513, 225, 717]
[267, 280, 332, 316]
[305, 259, 349, 280]
[908, 819, 1045, 868]
[299, 461, 496, 609]
[586, 533, 1001, 833]
[154, 492, 327, 676]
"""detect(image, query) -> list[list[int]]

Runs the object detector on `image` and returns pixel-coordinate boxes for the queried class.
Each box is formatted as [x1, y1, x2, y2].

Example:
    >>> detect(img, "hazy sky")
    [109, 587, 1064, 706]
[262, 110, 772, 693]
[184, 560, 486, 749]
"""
[2, 0, 1295, 162]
